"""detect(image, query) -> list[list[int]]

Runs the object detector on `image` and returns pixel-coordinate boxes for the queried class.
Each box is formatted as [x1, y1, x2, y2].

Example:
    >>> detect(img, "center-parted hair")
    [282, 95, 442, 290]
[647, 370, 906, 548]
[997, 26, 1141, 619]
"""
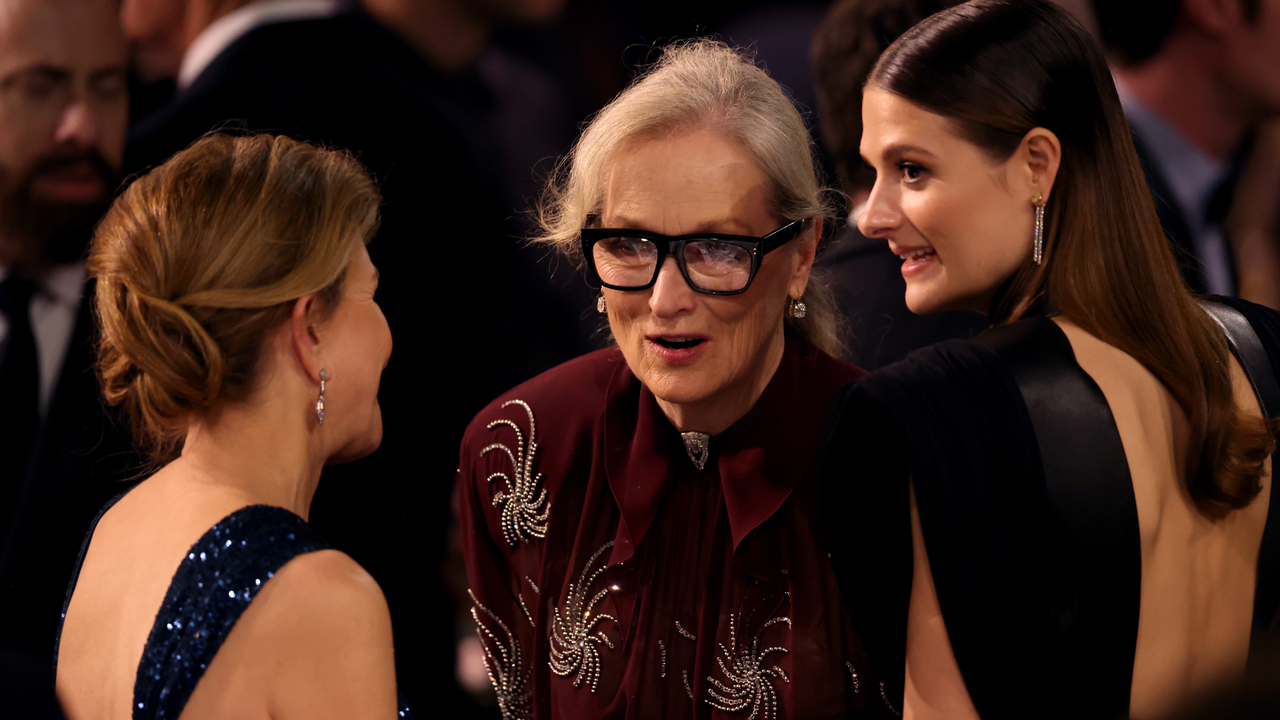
[870, 0, 1273, 514]
[535, 39, 845, 357]
[90, 134, 381, 460]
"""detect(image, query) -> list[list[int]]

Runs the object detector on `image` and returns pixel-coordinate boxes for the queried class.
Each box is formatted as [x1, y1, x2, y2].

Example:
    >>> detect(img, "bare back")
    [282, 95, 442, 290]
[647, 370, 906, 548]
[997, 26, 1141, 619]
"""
[1057, 319, 1271, 719]
[55, 466, 398, 720]
[904, 319, 1271, 720]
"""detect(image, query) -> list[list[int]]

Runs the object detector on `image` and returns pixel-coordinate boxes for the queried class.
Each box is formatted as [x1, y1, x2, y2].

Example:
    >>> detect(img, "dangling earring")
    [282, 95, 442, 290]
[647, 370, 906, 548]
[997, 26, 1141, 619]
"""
[789, 297, 807, 319]
[1032, 192, 1045, 266]
[315, 368, 328, 426]
[596, 294, 607, 314]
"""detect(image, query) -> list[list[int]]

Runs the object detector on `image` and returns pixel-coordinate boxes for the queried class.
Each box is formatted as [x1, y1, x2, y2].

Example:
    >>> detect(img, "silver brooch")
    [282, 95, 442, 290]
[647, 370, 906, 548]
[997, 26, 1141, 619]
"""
[549, 542, 617, 692]
[481, 400, 552, 547]
[681, 431, 711, 470]
[468, 589, 534, 720]
[706, 614, 792, 720]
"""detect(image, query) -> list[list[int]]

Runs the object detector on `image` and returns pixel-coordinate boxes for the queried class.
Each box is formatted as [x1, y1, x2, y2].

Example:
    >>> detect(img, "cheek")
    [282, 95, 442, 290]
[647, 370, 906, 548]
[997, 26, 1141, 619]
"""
[604, 290, 648, 346]
[911, 190, 1026, 284]
[0, 116, 52, 172]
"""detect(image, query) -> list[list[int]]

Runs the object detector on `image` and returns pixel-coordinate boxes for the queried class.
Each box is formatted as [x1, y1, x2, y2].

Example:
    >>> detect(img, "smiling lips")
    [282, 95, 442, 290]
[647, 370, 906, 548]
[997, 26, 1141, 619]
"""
[647, 334, 709, 365]
[891, 244, 938, 279]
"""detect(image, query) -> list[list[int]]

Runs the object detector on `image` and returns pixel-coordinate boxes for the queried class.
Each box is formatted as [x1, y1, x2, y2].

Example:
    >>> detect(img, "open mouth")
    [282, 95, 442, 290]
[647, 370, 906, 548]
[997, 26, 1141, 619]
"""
[654, 337, 705, 350]
[900, 247, 937, 263]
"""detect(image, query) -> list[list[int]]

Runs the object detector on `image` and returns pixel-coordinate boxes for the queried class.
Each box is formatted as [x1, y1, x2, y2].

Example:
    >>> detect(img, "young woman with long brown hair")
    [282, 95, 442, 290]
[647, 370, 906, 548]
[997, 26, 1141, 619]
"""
[820, 2, 1280, 719]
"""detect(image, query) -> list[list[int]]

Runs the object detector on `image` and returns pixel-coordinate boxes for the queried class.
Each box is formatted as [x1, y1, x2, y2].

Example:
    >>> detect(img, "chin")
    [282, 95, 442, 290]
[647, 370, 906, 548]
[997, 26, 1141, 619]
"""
[904, 287, 945, 315]
[644, 372, 716, 407]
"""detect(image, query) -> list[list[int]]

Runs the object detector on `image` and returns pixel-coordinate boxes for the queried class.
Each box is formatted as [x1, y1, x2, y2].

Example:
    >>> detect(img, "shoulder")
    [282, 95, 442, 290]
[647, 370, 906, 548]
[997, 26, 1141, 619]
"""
[243, 549, 392, 663]
[847, 337, 1005, 405]
[226, 550, 397, 716]
[462, 347, 627, 446]
[1208, 296, 1280, 357]
[805, 342, 866, 386]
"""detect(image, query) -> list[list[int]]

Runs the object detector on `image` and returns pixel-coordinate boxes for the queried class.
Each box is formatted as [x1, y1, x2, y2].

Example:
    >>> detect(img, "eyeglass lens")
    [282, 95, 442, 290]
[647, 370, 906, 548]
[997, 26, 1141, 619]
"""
[593, 236, 753, 292]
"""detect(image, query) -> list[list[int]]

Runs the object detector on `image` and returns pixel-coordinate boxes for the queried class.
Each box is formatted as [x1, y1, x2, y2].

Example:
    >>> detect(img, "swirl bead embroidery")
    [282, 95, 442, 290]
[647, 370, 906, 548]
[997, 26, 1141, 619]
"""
[481, 400, 551, 547]
[706, 614, 792, 720]
[549, 542, 617, 692]
[469, 589, 534, 720]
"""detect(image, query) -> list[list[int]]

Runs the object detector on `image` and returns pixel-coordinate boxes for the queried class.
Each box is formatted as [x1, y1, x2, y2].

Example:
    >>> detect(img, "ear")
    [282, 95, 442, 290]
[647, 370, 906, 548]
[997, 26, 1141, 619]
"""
[1020, 128, 1062, 205]
[1183, 0, 1242, 37]
[788, 218, 822, 299]
[289, 293, 325, 383]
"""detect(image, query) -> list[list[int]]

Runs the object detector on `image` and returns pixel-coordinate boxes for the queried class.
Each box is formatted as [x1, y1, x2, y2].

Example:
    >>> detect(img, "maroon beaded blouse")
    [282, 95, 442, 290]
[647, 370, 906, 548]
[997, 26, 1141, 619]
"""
[457, 335, 876, 719]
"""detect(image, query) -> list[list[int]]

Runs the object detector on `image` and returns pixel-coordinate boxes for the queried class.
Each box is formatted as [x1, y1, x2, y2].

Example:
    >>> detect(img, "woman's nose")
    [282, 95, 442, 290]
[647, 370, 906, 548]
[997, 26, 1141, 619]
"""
[649, 257, 696, 318]
[857, 181, 902, 239]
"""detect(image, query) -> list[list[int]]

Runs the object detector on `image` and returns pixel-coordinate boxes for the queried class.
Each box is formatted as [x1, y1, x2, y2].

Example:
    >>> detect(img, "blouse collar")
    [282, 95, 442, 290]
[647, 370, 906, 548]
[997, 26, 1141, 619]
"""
[602, 334, 858, 567]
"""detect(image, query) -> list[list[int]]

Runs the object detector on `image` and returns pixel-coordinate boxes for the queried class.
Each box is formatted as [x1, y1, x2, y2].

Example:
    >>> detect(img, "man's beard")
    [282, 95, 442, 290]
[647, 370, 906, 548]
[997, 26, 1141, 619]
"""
[0, 150, 118, 268]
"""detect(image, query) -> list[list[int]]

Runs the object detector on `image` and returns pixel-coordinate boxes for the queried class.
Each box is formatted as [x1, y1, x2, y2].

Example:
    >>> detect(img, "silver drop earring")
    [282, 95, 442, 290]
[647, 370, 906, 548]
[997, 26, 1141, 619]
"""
[789, 297, 807, 319]
[596, 294, 607, 314]
[315, 368, 328, 426]
[1032, 192, 1045, 266]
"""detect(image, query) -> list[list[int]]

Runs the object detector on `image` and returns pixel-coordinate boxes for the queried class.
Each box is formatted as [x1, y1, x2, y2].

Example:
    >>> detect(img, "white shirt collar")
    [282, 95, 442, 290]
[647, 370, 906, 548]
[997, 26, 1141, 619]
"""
[178, 0, 344, 90]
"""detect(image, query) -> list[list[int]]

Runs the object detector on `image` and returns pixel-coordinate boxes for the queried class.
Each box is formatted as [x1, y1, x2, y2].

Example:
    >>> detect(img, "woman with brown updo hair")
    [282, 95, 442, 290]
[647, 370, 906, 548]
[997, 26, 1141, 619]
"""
[52, 134, 403, 719]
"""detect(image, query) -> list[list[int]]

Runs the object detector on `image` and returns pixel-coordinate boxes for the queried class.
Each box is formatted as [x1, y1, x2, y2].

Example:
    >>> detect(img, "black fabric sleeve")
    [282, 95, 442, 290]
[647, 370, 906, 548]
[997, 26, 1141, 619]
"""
[819, 339, 1116, 720]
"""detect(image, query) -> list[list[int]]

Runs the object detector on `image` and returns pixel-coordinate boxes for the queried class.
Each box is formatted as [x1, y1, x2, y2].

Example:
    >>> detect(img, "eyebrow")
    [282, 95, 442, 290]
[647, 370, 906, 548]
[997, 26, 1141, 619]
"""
[861, 142, 939, 165]
[88, 66, 127, 83]
[601, 215, 755, 235]
[0, 63, 71, 87]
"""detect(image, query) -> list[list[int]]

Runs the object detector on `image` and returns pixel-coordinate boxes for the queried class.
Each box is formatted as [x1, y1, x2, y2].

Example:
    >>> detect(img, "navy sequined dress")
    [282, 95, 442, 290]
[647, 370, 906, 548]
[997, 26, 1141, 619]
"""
[55, 500, 413, 719]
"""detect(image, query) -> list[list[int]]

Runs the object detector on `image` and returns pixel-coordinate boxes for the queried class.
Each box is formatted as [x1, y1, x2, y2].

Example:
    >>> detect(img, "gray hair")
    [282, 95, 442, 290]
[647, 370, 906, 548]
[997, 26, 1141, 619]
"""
[534, 39, 845, 358]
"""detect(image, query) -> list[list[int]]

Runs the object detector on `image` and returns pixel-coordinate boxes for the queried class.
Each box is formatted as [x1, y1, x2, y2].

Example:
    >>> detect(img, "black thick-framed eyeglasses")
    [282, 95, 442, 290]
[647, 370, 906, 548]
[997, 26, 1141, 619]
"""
[580, 219, 807, 296]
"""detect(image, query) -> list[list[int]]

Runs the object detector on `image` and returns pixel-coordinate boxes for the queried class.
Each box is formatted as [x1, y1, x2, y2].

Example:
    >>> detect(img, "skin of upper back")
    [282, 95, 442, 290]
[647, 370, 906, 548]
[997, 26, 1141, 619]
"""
[57, 245, 397, 718]
[56, 468, 398, 720]
[1055, 318, 1271, 719]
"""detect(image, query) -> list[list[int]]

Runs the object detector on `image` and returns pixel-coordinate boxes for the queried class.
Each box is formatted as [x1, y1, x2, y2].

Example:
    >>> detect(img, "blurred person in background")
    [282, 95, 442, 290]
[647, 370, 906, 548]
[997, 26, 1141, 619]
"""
[810, 0, 987, 370]
[1228, 120, 1280, 309]
[0, 0, 136, 712]
[117, 0, 578, 712]
[1091, 0, 1280, 301]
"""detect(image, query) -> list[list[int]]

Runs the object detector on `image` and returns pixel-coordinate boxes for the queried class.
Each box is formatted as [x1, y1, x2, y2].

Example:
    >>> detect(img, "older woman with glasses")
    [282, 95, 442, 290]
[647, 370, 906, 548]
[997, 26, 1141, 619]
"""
[456, 40, 885, 719]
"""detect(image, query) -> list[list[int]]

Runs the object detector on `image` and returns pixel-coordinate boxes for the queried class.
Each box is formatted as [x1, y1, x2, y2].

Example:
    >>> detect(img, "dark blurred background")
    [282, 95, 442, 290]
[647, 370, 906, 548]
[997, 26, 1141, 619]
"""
[1, 0, 1278, 717]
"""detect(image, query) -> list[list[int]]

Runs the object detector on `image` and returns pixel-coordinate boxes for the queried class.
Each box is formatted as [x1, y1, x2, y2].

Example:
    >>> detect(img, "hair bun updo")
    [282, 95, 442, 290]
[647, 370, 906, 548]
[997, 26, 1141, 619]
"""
[90, 133, 381, 460]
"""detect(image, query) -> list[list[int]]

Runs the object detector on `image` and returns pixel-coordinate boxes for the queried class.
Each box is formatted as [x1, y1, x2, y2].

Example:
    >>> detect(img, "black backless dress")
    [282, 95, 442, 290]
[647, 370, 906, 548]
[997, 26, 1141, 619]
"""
[820, 297, 1280, 720]
[54, 500, 414, 719]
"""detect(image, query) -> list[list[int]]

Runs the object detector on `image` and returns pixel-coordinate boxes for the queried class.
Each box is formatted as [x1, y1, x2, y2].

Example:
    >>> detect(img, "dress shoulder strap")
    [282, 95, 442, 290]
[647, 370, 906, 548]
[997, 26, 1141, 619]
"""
[1200, 299, 1280, 652]
[132, 505, 329, 720]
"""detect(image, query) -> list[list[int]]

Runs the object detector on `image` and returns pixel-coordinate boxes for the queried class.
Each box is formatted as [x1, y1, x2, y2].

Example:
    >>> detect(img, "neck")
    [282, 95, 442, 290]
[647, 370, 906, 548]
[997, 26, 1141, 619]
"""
[653, 325, 787, 436]
[175, 394, 324, 520]
[361, 0, 489, 73]
[1114, 40, 1251, 161]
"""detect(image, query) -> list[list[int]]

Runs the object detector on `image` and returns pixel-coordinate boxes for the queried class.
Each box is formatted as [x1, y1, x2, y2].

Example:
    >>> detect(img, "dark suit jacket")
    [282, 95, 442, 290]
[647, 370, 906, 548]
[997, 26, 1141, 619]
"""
[126, 11, 534, 711]
[1130, 129, 1243, 297]
[0, 281, 137, 685]
[819, 227, 988, 371]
